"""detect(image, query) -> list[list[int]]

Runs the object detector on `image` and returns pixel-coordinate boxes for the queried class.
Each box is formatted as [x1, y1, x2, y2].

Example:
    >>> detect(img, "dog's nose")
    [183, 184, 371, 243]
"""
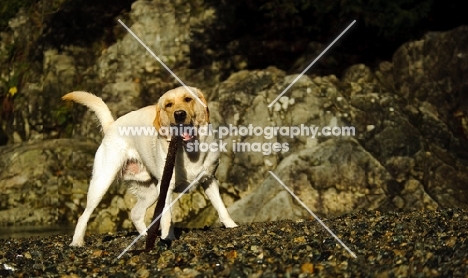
[174, 110, 187, 123]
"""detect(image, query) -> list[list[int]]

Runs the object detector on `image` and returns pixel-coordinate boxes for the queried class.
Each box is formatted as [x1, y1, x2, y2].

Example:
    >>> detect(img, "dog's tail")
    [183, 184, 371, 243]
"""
[62, 91, 115, 133]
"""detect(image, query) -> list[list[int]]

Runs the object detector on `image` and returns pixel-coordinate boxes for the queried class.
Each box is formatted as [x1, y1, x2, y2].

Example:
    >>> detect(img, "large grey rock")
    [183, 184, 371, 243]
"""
[223, 27, 468, 224]
[229, 139, 391, 222]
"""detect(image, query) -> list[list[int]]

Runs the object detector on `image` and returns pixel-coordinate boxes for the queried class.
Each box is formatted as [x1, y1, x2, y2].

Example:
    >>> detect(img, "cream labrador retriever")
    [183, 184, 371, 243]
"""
[63, 86, 237, 246]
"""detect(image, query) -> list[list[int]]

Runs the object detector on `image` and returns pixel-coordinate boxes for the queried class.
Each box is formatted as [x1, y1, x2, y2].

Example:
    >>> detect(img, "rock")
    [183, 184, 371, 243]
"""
[228, 139, 390, 222]
[1, 1, 468, 235]
[0, 139, 97, 225]
[217, 27, 468, 225]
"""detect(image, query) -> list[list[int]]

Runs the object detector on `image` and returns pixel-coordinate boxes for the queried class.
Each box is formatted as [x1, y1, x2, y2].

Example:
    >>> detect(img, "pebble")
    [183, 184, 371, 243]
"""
[0, 209, 467, 277]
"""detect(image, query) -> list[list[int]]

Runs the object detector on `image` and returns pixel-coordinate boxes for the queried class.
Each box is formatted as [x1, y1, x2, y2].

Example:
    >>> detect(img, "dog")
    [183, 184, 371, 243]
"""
[63, 86, 238, 246]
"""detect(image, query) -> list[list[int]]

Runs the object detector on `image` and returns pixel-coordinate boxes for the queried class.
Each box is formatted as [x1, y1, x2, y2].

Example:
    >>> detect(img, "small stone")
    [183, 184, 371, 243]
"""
[273, 102, 281, 112]
[128, 255, 140, 266]
[264, 158, 273, 167]
[279, 96, 289, 104]
[445, 236, 457, 247]
[366, 125, 375, 132]
[136, 267, 150, 278]
[92, 249, 103, 257]
[24, 251, 32, 259]
[293, 236, 306, 243]
[300, 262, 314, 273]
[182, 268, 201, 276]
[225, 250, 237, 261]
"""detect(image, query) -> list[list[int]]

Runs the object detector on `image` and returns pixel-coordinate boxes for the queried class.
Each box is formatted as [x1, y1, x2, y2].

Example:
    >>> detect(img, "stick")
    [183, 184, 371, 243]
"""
[145, 134, 181, 250]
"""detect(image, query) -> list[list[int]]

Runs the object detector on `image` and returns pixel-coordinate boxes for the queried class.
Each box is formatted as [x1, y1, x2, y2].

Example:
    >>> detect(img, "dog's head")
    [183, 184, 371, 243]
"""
[154, 86, 209, 140]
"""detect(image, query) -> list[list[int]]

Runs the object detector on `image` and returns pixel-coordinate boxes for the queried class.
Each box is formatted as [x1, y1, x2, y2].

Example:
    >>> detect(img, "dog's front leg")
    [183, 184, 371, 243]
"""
[159, 182, 176, 240]
[203, 179, 238, 228]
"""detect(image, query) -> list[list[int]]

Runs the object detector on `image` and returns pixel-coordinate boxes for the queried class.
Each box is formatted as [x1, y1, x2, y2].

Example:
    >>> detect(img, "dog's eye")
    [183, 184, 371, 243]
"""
[165, 103, 173, 108]
[184, 97, 192, 102]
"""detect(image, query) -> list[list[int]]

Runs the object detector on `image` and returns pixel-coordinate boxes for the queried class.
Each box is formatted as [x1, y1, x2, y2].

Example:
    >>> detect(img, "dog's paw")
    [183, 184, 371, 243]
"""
[161, 235, 176, 241]
[70, 240, 84, 247]
[161, 230, 176, 241]
[223, 220, 238, 228]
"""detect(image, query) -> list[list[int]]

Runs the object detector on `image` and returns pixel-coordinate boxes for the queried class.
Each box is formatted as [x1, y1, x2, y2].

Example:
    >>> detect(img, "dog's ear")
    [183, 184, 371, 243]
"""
[153, 103, 162, 131]
[154, 98, 171, 135]
[194, 89, 210, 125]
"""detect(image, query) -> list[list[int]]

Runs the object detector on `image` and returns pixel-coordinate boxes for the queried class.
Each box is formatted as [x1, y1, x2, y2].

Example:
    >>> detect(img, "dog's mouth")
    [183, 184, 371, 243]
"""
[170, 124, 195, 142]
[181, 131, 194, 142]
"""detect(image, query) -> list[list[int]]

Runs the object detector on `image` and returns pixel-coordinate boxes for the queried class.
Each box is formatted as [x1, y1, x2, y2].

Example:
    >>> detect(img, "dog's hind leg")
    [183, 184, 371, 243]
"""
[70, 145, 124, 246]
[130, 180, 158, 236]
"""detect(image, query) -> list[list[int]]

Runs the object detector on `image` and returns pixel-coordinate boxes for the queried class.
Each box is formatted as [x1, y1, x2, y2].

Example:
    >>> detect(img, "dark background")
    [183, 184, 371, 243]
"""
[1, 0, 468, 77]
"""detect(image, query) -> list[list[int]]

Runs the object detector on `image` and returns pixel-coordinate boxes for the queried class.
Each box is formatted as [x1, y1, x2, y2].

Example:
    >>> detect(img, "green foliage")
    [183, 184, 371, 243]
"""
[195, 0, 439, 77]
[340, 0, 433, 39]
[0, 0, 38, 30]
[0, 0, 40, 98]
[259, 0, 434, 40]
[52, 106, 71, 126]
[0, 41, 30, 99]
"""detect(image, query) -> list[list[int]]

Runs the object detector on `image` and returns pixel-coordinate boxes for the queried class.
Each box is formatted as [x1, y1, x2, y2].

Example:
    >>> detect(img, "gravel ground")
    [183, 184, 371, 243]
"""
[1, 208, 467, 277]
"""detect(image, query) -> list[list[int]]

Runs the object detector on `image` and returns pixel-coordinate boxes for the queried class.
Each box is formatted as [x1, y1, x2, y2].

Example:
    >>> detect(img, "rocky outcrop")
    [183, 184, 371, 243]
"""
[70, 0, 218, 142]
[1, 1, 468, 234]
[0, 139, 97, 225]
[224, 27, 468, 223]
[1, 0, 214, 144]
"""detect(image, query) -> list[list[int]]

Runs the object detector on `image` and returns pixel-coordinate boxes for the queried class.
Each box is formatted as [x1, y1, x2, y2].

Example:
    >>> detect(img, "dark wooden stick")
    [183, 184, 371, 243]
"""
[146, 134, 181, 250]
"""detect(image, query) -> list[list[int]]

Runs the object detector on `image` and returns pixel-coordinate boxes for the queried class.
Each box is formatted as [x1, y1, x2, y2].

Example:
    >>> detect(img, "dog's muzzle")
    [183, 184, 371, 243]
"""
[173, 111, 194, 141]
